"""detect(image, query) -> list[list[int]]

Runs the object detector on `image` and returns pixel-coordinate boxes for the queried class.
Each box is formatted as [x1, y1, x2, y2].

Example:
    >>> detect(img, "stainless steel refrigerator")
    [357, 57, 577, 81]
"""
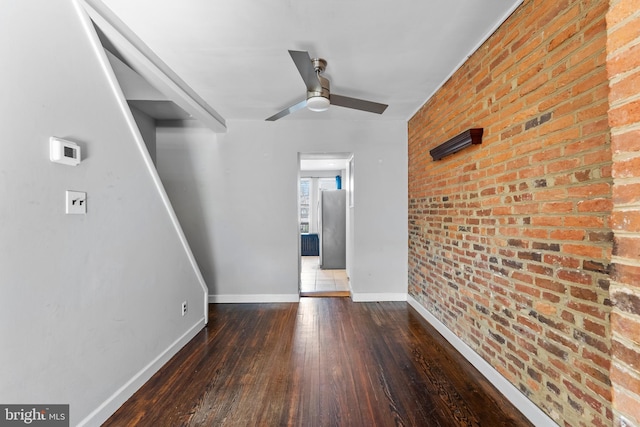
[318, 189, 346, 269]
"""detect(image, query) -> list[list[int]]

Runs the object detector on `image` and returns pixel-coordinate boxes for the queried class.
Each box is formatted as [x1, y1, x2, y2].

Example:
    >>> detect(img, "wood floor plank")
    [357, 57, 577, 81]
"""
[103, 299, 534, 426]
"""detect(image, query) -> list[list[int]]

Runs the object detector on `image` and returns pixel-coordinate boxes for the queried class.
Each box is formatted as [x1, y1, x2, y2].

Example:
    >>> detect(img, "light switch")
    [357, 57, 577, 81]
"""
[66, 191, 86, 214]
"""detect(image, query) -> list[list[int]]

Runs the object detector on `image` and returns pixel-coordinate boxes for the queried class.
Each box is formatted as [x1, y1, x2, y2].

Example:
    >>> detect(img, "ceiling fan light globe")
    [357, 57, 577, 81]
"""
[307, 96, 330, 112]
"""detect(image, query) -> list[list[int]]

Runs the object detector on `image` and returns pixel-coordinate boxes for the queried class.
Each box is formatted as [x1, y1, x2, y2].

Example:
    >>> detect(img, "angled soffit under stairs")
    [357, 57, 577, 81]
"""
[102, 44, 192, 121]
[81, 0, 226, 132]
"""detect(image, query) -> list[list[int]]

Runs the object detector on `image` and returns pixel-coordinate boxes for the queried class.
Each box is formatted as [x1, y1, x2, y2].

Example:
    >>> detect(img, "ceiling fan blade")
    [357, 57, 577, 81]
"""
[265, 99, 307, 121]
[289, 50, 322, 93]
[330, 94, 388, 114]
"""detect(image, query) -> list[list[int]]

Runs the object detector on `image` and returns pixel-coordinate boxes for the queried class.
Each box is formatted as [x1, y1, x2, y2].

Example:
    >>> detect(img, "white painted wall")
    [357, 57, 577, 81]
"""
[130, 105, 157, 164]
[156, 122, 218, 288]
[0, 2, 206, 425]
[157, 119, 408, 302]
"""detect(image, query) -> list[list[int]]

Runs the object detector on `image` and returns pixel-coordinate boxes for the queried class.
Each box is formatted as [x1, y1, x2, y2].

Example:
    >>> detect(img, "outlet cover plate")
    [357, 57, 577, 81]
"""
[66, 191, 86, 214]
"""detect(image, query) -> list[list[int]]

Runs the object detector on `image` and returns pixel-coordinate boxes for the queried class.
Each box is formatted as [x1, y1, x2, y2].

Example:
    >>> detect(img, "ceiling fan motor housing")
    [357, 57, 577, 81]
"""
[307, 72, 330, 111]
[307, 74, 330, 99]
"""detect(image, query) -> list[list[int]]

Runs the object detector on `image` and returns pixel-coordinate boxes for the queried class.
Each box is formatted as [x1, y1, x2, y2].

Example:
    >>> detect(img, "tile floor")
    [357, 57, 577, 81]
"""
[300, 256, 349, 293]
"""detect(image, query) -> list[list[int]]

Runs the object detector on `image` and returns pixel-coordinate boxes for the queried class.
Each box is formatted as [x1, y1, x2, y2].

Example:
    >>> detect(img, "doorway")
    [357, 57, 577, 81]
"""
[298, 153, 352, 297]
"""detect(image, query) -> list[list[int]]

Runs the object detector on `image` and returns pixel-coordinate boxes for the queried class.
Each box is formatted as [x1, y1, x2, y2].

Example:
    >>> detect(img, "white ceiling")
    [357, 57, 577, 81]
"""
[98, 0, 521, 123]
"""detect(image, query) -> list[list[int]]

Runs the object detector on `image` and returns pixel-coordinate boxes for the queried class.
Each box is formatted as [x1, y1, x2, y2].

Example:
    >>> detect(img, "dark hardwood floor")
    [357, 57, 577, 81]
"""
[103, 298, 533, 426]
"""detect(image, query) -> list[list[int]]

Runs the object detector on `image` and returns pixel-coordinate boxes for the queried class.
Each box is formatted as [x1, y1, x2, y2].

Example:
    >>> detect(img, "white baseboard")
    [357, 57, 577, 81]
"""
[78, 318, 206, 427]
[209, 293, 407, 303]
[351, 292, 407, 302]
[407, 295, 558, 427]
[209, 294, 300, 303]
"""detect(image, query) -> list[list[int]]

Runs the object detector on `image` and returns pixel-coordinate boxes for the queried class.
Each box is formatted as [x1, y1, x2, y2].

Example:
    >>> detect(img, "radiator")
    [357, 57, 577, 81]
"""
[301, 234, 319, 256]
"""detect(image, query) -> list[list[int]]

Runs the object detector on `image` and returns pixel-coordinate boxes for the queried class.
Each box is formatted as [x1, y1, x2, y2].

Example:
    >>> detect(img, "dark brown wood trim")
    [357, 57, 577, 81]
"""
[430, 128, 484, 160]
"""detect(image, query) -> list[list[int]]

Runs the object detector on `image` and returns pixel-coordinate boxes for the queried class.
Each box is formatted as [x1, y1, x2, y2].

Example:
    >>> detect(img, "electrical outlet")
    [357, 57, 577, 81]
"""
[181, 301, 187, 316]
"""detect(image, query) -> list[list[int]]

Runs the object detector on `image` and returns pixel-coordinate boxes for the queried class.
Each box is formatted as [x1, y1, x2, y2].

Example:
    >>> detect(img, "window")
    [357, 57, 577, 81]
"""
[299, 178, 310, 233]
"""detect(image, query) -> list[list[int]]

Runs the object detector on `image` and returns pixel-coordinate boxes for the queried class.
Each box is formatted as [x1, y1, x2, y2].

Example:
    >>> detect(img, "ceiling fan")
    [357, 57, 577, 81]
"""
[266, 50, 388, 121]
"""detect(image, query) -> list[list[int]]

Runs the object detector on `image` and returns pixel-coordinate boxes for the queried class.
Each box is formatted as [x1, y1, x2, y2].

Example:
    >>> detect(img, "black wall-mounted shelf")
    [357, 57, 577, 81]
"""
[430, 128, 483, 161]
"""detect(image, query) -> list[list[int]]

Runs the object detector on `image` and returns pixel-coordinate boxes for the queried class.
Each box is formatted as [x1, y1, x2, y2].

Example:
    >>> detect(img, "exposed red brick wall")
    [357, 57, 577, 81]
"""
[408, 1, 613, 425]
[606, 0, 640, 425]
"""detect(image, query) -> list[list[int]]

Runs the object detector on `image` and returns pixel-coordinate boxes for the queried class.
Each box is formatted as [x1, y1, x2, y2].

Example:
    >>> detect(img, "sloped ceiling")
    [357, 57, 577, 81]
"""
[99, 0, 521, 122]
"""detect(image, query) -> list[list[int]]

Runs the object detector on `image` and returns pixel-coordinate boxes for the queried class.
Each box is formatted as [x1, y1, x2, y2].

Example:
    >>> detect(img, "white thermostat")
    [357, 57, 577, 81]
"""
[50, 137, 81, 166]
